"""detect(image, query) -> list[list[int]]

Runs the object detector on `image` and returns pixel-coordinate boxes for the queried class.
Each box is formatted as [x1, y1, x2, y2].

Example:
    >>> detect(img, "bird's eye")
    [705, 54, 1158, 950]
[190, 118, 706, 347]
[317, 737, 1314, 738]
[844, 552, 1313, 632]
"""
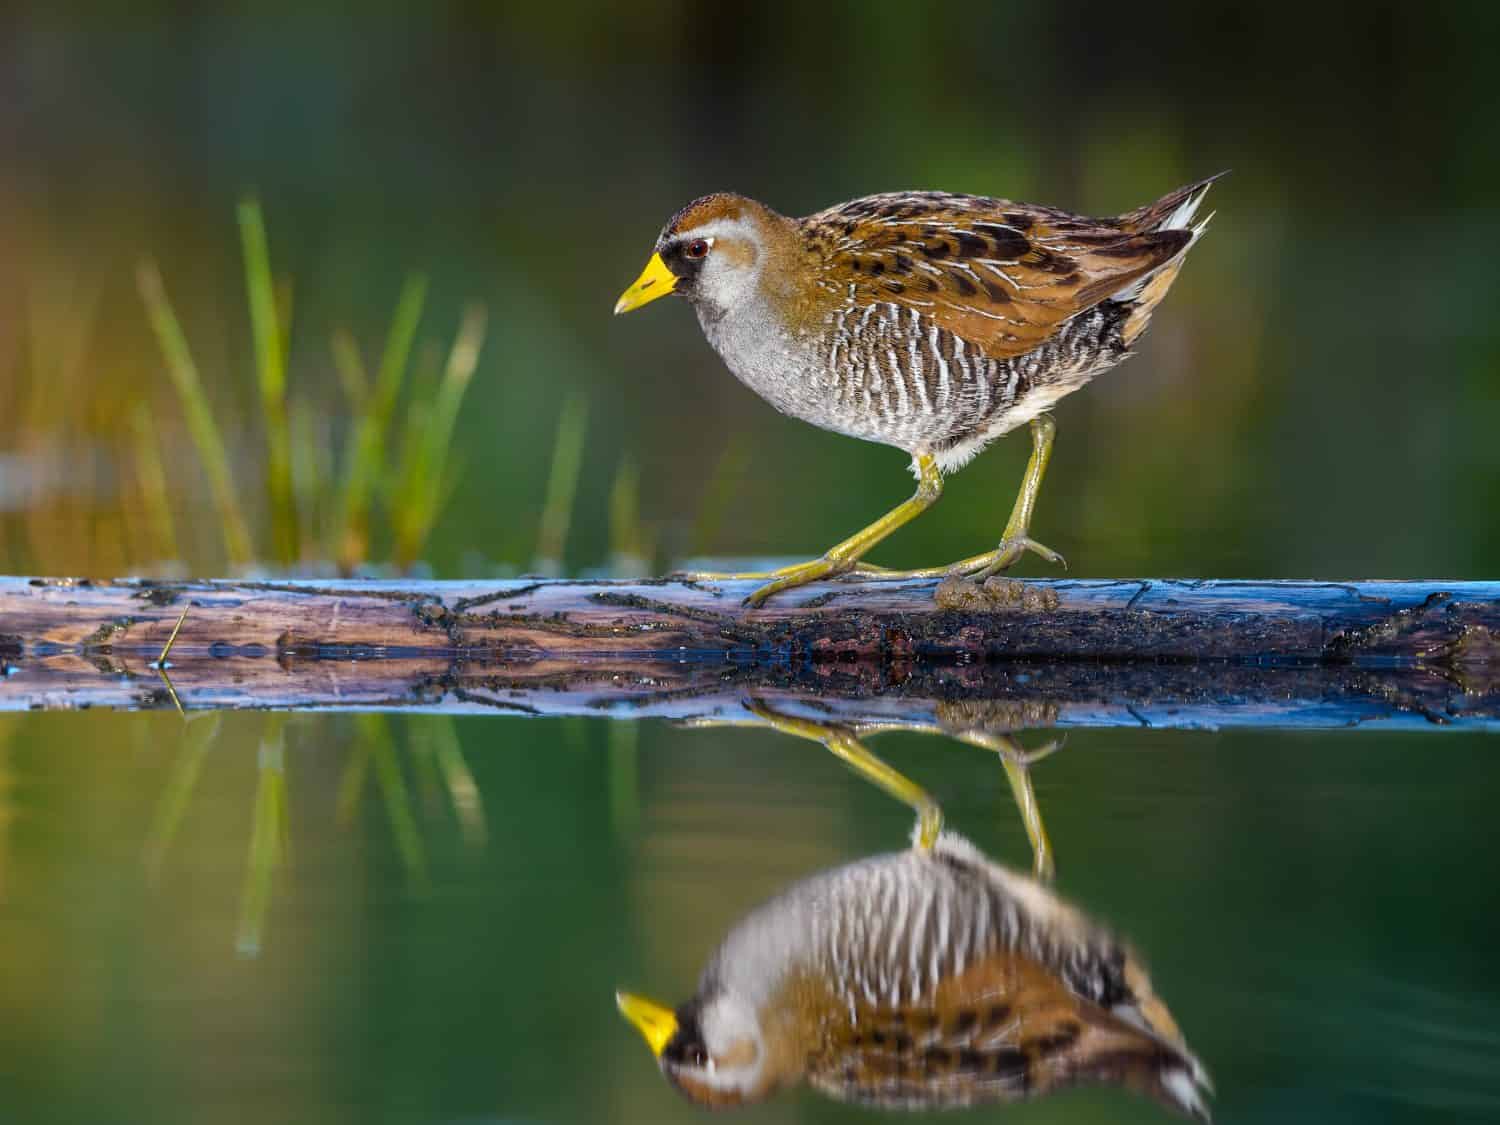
[690, 1045, 708, 1067]
[685, 238, 710, 259]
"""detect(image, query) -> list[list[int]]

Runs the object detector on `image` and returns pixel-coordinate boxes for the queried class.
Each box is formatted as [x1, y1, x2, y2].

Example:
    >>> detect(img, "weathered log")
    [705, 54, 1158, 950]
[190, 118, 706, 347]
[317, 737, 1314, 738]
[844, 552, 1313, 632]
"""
[2, 575, 1498, 663]
[2, 575, 1498, 725]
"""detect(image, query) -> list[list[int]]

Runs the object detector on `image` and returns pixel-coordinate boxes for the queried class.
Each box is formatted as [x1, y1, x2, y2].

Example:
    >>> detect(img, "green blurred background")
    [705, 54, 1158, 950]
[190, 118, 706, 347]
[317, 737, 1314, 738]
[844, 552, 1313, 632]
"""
[3, 2, 1497, 579]
[2, 5, 1499, 1125]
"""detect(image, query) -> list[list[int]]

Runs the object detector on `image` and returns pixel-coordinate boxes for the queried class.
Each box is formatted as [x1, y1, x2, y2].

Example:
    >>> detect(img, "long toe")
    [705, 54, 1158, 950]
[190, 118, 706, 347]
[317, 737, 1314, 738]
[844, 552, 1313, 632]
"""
[743, 558, 849, 607]
[1022, 538, 1067, 569]
[969, 537, 1068, 580]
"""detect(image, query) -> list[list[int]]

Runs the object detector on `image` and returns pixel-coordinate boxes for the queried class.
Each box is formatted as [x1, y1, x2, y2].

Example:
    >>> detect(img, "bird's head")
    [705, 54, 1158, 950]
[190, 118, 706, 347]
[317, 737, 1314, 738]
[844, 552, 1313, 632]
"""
[614, 193, 790, 322]
[615, 986, 780, 1108]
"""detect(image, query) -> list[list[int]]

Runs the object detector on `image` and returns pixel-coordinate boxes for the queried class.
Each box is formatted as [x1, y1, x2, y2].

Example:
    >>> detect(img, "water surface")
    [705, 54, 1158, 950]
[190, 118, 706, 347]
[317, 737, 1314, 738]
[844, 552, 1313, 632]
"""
[1, 710, 1495, 1123]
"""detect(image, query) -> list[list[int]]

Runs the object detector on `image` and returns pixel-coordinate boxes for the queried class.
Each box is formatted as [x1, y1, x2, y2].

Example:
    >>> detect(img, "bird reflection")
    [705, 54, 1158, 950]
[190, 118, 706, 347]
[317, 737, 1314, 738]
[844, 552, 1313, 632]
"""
[619, 704, 1211, 1119]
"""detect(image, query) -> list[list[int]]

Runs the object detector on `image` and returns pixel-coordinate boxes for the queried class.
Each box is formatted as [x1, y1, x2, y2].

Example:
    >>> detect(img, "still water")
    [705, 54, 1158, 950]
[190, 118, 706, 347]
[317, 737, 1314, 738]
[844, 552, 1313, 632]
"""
[0, 710, 1496, 1124]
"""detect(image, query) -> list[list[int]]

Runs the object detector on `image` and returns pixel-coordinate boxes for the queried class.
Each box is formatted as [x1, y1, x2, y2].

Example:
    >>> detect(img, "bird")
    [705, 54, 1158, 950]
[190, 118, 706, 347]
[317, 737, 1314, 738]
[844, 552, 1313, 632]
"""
[615, 174, 1220, 606]
[616, 829, 1211, 1118]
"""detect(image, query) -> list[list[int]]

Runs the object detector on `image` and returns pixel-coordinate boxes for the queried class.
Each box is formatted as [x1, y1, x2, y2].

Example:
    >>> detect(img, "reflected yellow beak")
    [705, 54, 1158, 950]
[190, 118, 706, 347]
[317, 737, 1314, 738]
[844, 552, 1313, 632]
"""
[614, 253, 676, 315]
[616, 990, 678, 1057]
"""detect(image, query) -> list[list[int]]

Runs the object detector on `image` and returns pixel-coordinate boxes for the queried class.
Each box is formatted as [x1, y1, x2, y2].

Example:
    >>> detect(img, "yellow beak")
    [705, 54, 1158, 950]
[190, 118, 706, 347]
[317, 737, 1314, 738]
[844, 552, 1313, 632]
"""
[614, 253, 676, 315]
[616, 990, 678, 1058]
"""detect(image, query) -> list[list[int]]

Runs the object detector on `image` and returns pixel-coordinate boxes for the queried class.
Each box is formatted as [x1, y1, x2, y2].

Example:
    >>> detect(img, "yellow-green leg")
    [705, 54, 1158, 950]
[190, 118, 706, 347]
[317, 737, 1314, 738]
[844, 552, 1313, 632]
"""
[678, 454, 944, 607]
[970, 414, 1066, 579]
[746, 701, 944, 850]
[684, 708, 1054, 873]
[954, 730, 1062, 882]
[859, 416, 1066, 581]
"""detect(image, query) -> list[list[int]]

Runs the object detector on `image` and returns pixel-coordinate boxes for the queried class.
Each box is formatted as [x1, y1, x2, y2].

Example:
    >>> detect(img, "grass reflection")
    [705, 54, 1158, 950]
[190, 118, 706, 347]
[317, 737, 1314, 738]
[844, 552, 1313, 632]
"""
[236, 715, 290, 957]
[131, 702, 1068, 961]
[141, 713, 490, 955]
[410, 716, 487, 849]
[142, 712, 222, 884]
[0, 714, 16, 904]
[365, 714, 431, 895]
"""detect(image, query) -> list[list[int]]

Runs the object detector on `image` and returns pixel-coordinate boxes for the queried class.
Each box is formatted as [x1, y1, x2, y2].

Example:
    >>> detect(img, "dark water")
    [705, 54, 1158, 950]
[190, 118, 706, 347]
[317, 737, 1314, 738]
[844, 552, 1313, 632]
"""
[1, 710, 1496, 1124]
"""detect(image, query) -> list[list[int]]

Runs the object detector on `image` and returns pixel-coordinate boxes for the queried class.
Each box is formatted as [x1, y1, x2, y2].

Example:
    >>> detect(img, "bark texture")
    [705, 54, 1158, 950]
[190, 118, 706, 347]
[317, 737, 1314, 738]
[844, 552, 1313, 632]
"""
[2, 575, 1497, 725]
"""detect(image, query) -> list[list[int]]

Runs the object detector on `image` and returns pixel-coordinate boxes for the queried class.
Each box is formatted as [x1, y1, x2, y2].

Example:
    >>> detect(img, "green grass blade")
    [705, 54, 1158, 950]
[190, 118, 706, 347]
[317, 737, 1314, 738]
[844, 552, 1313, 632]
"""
[425, 305, 486, 476]
[389, 339, 442, 515]
[238, 198, 298, 566]
[274, 277, 294, 375]
[237, 200, 286, 401]
[336, 275, 427, 573]
[393, 303, 487, 569]
[289, 399, 333, 553]
[330, 328, 370, 409]
[533, 391, 588, 575]
[136, 260, 254, 569]
[373, 277, 429, 417]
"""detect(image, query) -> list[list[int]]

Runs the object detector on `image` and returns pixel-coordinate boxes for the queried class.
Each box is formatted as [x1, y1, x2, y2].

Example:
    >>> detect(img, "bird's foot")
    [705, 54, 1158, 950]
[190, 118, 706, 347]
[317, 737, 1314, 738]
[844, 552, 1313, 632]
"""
[951, 536, 1067, 580]
[673, 558, 890, 606]
[743, 555, 856, 607]
[826, 537, 1067, 585]
[683, 535, 1064, 607]
[673, 567, 768, 581]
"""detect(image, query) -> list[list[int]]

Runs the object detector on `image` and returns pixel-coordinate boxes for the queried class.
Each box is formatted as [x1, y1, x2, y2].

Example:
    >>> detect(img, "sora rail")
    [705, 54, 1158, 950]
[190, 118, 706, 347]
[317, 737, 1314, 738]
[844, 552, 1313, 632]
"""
[616, 175, 1220, 606]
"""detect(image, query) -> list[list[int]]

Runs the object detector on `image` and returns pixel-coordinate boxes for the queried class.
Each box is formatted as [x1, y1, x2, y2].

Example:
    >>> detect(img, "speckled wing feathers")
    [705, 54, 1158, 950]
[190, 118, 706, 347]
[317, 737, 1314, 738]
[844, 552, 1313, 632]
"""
[803, 188, 1199, 361]
[786, 837, 1209, 1115]
[810, 948, 1185, 1110]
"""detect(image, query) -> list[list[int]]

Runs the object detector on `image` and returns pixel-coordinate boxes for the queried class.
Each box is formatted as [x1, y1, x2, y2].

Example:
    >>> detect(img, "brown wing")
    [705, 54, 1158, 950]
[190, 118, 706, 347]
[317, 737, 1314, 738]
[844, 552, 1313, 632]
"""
[808, 948, 1206, 1117]
[805, 192, 1191, 360]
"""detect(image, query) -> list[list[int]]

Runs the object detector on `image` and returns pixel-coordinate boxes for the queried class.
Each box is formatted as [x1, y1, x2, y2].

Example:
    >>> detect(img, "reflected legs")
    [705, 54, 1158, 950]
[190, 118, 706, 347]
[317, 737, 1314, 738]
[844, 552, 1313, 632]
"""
[956, 731, 1062, 882]
[745, 701, 944, 850]
[685, 705, 1059, 876]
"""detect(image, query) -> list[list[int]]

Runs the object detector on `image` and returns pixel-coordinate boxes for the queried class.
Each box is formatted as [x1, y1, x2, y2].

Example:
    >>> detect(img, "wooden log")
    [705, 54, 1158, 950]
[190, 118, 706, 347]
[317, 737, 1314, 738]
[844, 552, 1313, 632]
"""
[2, 575, 1498, 724]
[3, 574, 1498, 663]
